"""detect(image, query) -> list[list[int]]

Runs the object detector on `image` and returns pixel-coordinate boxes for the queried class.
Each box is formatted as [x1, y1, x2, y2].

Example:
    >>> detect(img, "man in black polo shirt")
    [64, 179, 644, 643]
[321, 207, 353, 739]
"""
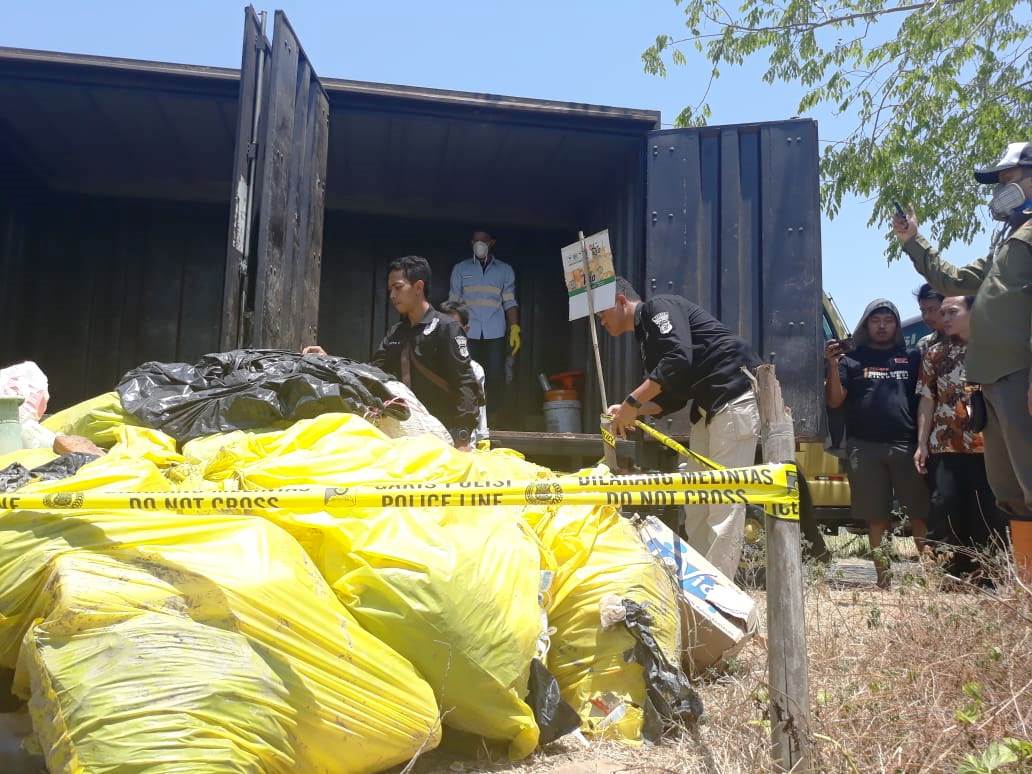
[305, 255, 479, 449]
[598, 276, 762, 576]
[825, 298, 929, 587]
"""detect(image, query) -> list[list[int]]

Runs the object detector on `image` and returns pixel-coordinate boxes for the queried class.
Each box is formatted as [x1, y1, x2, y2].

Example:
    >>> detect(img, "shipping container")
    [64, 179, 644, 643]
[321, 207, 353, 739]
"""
[0, 15, 823, 442]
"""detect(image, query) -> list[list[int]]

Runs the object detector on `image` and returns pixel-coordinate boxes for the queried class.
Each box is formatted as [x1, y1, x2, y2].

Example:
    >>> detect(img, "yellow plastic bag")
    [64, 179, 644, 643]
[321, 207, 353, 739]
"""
[322, 508, 545, 760]
[0, 452, 442, 773]
[530, 504, 682, 742]
[207, 414, 475, 490]
[103, 425, 185, 468]
[192, 415, 545, 759]
[0, 446, 58, 473]
[41, 391, 141, 449]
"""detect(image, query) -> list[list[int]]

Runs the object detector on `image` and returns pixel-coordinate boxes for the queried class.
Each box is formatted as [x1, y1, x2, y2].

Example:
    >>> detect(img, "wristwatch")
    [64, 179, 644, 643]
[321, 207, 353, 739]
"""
[623, 394, 642, 410]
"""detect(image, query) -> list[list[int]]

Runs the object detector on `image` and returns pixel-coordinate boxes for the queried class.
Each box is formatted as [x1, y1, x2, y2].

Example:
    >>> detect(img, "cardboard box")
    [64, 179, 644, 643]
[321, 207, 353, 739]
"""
[636, 515, 758, 674]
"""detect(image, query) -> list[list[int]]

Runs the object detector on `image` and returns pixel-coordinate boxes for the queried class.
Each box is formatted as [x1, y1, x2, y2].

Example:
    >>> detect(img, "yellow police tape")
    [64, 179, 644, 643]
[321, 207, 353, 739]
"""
[633, 420, 724, 472]
[598, 415, 724, 472]
[0, 463, 800, 520]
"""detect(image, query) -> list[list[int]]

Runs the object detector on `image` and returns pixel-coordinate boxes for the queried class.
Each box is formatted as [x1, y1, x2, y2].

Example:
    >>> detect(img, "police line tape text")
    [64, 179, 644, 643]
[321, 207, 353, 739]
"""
[126, 495, 285, 511]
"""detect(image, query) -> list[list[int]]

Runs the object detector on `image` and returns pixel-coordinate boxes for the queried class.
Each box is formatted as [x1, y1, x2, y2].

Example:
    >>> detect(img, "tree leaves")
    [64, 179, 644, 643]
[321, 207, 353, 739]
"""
[642, 0, 1032, 258]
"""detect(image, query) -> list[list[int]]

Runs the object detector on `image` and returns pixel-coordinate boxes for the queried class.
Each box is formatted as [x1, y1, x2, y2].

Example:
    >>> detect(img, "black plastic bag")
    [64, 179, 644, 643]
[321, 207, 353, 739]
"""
[117, 349, 409, 442]
[0, 453, 99, 493]
[526, 658, 581, 746]
[620, 599, 703, 738]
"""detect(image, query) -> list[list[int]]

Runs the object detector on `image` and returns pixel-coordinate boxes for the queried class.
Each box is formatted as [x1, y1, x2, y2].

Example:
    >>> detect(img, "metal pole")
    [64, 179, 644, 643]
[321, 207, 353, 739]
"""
[578, 230, 608, 410]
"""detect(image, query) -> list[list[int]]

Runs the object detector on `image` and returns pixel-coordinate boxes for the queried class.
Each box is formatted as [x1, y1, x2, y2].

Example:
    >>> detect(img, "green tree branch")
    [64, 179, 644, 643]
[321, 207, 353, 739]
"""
[643, 0, 1032, 255]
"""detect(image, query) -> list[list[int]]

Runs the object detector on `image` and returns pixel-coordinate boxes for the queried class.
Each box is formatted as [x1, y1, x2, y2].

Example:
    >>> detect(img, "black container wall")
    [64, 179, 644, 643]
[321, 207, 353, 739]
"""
[644, 120, 824, 440]
[0, 195, 227, 409]
[0, 48, 826, 440]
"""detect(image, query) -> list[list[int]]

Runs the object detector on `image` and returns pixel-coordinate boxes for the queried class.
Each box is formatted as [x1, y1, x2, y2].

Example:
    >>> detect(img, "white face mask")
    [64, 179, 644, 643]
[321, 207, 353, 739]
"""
[473, 241, 490, 259]
[989, 181, 1027, 221]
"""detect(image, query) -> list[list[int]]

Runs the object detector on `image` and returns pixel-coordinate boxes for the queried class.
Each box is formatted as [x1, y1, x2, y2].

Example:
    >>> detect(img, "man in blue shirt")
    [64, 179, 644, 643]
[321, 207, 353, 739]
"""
[449, 230, 520, 424]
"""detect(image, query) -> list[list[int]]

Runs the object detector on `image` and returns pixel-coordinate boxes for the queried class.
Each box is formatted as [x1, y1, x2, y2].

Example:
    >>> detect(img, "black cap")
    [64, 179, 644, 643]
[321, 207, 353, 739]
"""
[974, 142, 1032, 184]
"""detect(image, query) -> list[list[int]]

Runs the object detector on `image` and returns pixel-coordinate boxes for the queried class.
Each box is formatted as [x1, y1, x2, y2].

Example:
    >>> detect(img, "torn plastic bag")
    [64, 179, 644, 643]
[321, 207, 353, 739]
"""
[0, 464, 30, 493]
[528, 503, 682, 743]
[0, 453, 98, 493]
[116, 349, 409, 442]
[616, 599, 702, 737]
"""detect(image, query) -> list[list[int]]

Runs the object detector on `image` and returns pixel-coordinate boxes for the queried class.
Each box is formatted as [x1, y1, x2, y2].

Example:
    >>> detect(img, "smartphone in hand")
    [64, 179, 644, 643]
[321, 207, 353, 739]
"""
[835, 336, 855, 354]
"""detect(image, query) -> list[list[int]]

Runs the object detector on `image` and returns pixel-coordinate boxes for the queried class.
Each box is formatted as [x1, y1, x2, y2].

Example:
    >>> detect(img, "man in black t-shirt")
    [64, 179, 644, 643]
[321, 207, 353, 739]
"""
[598, 277, 762, 577]
[826, 298, 930, 587]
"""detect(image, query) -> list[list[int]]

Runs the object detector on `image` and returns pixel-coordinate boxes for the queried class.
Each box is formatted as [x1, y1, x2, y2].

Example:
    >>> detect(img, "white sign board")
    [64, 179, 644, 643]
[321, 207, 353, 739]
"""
[562, 229, 616, 321]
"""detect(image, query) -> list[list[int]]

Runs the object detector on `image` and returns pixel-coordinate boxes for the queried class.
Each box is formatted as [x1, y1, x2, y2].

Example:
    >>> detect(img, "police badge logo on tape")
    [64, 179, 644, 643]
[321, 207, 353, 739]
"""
[456, 335, 469, 358]
[323, 487, 357, 507]
[42, 492, 85, 509]
[524, 481, 563, 505]
[652, 311, 673, 334]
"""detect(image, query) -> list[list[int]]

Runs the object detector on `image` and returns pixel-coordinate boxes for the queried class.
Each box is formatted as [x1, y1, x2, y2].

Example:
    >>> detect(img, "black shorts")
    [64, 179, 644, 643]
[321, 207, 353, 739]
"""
[846, 438, 930, 524]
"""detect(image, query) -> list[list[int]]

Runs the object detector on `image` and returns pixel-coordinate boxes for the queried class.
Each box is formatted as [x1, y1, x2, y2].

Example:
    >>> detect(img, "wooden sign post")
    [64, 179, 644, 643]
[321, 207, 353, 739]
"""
[577, 229, 609, 411]
[755, 363, 811, 773]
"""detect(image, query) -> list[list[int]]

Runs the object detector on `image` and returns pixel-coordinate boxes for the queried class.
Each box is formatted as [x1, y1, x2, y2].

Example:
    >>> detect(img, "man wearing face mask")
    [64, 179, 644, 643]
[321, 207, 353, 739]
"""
[448, 230, 520, 424]
[892, 141, 1032, 581]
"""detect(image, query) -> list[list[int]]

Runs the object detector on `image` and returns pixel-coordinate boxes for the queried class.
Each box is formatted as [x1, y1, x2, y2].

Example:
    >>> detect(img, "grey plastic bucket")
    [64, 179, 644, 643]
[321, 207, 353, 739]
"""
[543, 399, 581, 433]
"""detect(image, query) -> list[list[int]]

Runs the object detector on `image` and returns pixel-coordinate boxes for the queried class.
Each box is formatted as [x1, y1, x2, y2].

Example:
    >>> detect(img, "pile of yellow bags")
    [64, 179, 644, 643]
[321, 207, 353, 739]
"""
[0, 404, 689, 772]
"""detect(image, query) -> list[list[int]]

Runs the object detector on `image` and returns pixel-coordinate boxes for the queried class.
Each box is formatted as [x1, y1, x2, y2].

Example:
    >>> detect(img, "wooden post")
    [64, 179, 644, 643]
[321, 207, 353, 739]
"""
[755, 363, 811, 773]
[577, 230, 609, 410]
[576, 230, 616, 469]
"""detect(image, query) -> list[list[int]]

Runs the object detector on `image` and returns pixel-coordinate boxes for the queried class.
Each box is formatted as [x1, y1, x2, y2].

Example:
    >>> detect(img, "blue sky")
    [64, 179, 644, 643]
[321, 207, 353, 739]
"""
[3, 0, 985, 327]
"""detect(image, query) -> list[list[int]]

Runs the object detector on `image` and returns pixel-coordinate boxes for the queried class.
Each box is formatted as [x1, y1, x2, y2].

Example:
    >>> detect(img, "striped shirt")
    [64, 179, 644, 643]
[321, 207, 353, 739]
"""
[448, 256, 518, 340]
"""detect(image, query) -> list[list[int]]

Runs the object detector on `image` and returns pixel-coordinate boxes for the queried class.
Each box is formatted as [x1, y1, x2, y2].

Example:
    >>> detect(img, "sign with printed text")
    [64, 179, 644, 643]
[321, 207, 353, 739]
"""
[562, 229, 616, 320]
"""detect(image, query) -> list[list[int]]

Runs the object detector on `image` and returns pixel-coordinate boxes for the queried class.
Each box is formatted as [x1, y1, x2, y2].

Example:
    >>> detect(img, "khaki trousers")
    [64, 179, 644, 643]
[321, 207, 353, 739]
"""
[681, 391, 761, 577]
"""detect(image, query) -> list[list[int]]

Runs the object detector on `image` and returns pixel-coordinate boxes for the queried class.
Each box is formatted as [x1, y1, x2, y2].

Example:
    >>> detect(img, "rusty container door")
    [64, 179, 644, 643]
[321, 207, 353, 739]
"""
[221, 7, 330, 351]
[644, 120, 823, 440]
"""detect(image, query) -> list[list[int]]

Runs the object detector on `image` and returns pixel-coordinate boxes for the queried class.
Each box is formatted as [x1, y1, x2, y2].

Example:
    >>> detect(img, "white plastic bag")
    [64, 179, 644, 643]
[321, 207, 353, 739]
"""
[20, 420, 57, 451]
[0, 362, 49, 422]
[375, 380, 453, 445]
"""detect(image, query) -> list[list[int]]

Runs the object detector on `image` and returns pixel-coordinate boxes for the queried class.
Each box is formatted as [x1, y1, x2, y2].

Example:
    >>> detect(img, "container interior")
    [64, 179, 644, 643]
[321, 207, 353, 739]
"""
[0, 52, 655, 430]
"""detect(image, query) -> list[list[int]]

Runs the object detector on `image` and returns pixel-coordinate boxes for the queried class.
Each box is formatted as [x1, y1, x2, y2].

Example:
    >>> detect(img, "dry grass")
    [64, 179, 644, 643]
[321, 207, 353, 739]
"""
[407, 555, 1032, 774]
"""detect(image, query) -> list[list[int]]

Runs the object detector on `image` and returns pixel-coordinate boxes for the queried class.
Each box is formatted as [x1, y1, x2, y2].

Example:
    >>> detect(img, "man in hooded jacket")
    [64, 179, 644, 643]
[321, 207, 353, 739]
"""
[826, 299, 930, 587]
[892, 141, 1032, 581]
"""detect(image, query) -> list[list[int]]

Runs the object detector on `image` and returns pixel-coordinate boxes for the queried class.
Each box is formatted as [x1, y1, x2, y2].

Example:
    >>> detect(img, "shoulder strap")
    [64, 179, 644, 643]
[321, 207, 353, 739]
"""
[399, 341, 413, 387]
[401, 341, 452, 394]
